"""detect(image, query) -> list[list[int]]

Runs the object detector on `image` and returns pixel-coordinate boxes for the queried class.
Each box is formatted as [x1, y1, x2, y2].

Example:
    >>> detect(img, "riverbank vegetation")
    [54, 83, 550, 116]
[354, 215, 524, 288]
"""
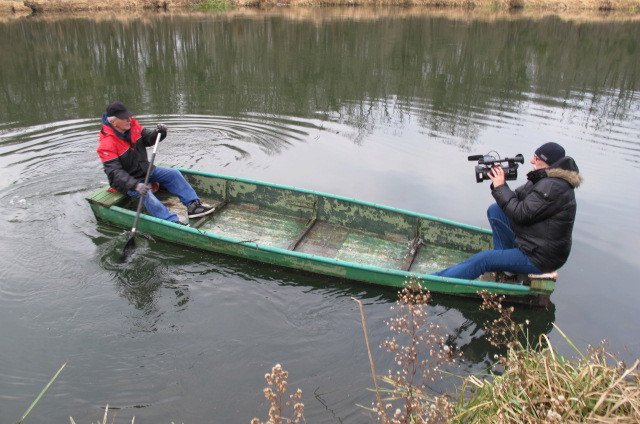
[455, 293, 640, 422]
[1, 0, 639, 18]
[351, 283, 640, 423]
[194, 0, 233, 10]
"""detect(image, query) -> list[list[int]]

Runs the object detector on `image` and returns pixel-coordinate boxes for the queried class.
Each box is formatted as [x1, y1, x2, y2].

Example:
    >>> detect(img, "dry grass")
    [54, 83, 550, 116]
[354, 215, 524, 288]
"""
[454, 341, 640, 423]
[0, 0, 31, 15]
[221, 5, 640, 21]
[232, 0, 640, 11]
[1, 0, 639, 16]
[7, 7, 640, 22]
[19, 0, 191, 13]
[451, 292, 640, 423]
[0, 0, 201, 14]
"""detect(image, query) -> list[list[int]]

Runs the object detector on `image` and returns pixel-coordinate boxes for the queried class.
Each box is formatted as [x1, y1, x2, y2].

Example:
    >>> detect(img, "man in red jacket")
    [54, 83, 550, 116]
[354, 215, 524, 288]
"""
[97, 101, 214, 224]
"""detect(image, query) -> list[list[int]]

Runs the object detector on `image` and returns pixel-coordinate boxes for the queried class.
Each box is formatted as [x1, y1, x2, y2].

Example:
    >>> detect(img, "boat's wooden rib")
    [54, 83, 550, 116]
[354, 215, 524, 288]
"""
[288, 218, 318, 251]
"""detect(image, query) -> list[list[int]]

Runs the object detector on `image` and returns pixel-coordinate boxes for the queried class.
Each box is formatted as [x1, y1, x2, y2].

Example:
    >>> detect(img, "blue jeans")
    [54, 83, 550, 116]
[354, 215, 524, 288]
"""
[126, 166, 199, 222]
[433, 203, 542, 280]
[487, 203, 517, 250]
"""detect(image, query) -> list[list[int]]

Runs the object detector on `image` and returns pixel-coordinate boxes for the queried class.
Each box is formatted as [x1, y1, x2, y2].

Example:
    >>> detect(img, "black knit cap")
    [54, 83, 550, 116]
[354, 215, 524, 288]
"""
[106, 101, 134, 119]
[535, 142, 565, 165]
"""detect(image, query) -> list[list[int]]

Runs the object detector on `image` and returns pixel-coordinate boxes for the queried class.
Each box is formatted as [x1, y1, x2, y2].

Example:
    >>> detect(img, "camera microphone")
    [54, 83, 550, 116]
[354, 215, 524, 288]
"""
[467, 155, 484, 161]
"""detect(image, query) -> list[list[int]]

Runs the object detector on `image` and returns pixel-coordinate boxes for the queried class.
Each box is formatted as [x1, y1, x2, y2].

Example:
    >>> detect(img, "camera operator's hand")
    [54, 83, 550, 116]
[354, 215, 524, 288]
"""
[489, 165, 506, 188]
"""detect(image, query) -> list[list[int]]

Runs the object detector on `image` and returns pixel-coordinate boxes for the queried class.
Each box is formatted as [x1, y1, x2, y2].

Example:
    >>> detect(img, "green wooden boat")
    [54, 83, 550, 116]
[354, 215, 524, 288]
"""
[86, 166, 555, 306]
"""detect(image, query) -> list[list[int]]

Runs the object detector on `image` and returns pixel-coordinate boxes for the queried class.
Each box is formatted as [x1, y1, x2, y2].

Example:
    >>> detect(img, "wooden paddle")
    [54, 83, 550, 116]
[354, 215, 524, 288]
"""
[120, 132, 162, 262]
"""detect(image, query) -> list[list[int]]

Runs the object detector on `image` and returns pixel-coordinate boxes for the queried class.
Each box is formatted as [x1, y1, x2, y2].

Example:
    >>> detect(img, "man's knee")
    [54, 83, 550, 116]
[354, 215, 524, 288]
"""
[487, 202, 501, 218]
[154, 166, 183, 182]
[157, 165, 177, 176]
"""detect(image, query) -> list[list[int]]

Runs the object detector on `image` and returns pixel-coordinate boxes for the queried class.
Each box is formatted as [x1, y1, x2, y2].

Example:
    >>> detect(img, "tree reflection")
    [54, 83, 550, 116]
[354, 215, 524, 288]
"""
[0, 13, 637, 148]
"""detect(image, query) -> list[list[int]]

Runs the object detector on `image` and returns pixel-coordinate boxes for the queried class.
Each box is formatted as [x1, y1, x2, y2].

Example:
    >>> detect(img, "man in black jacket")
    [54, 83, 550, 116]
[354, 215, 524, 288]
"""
[434, 142, 582, 280]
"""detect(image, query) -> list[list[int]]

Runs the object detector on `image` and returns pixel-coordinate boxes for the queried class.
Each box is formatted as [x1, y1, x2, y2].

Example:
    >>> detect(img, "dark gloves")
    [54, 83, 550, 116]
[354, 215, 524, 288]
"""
[135, 183, 151, 196]
[156, 123, 168, 139]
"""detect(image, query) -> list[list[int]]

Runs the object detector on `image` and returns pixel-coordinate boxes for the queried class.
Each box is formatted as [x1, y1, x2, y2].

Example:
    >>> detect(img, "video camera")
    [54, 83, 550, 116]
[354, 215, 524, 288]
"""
[468, 152, 525, 183]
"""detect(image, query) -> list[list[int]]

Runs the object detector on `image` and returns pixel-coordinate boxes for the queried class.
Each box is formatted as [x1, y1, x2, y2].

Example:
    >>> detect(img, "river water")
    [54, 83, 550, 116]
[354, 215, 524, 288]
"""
[0, 9, 639, 423]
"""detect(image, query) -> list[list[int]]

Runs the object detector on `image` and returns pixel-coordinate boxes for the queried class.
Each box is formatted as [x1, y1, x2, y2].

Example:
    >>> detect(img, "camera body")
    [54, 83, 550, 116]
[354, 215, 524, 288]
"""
[468, 153, 525, 183]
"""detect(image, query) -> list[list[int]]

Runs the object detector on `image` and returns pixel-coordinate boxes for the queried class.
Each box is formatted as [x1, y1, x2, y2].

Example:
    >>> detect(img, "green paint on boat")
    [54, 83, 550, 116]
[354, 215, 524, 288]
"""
[86, 167, 555, 306]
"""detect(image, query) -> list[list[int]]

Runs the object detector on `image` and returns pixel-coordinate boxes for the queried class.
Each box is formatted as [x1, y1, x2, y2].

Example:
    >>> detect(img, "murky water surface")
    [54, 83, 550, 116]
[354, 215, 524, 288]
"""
[1, 10, 639, 423]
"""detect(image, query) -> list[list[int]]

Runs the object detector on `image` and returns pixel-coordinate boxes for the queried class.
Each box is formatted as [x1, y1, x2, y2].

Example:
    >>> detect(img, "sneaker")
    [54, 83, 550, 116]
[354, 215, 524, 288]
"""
[187, 200, 216, 218]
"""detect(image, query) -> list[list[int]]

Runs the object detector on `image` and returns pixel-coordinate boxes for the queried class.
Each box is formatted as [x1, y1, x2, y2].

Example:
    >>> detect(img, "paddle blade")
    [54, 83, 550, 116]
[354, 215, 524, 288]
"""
[119, 235, 136, 263]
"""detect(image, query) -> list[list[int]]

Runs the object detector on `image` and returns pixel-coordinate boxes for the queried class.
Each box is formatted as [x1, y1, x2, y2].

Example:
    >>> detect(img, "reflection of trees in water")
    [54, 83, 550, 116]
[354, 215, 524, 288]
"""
[1, 15, 637, 141]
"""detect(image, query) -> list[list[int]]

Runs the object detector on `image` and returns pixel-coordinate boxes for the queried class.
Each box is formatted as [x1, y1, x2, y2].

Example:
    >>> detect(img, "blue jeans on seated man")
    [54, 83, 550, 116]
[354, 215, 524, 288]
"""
[126, 166, 198, 223]
[433, 203, 542, 280]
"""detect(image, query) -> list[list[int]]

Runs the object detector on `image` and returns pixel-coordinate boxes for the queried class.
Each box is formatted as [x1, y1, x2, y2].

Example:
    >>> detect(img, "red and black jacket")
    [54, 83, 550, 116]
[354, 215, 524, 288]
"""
[96, 116, 165, 194]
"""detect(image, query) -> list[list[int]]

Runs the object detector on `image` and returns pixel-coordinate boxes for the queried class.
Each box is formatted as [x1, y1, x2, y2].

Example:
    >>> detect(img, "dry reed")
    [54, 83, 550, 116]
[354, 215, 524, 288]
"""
[452, 291, 640, 423]
[251, 363, 305, 424]
[355, 279, 458, 423]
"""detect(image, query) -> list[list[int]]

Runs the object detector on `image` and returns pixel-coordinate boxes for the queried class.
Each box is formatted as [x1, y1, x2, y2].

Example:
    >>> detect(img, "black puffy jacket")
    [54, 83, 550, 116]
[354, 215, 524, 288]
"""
[491, 156, 582, 272]
[96, 114, 165, 194]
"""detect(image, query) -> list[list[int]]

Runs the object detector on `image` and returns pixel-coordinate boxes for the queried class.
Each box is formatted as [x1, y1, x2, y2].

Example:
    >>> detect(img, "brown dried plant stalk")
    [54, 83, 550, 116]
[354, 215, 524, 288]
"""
[251, 364, 305, 424]
[355, 279, 457, 424]
[478, 290, 525, 350]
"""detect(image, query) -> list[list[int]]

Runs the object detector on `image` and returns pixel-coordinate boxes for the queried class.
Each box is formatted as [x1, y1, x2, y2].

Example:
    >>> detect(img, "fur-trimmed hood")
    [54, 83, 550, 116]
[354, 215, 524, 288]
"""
[547, 156, 582, 188]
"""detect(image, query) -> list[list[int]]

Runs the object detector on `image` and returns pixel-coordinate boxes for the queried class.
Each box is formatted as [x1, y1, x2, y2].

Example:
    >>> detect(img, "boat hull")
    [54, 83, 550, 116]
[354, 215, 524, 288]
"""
[87, 168, 554, 306]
